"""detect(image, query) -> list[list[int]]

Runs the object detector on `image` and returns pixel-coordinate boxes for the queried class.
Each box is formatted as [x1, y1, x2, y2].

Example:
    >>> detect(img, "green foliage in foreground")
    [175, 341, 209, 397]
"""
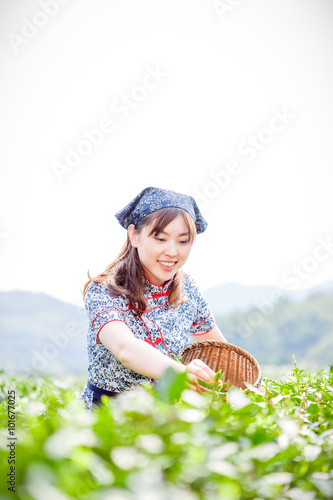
[0, 364, 333, 500]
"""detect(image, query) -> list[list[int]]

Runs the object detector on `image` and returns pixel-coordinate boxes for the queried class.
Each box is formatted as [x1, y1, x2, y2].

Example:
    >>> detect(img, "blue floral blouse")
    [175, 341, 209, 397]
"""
[75, 272, 216, 410]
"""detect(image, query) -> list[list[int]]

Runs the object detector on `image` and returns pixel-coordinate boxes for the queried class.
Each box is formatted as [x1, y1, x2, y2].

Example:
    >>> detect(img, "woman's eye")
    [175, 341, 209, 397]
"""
[154, 237, 190, 244]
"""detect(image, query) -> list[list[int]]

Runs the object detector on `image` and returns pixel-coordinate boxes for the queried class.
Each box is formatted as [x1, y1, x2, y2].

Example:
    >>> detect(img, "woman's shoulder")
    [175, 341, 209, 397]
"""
[84, 281, 128, 306]
[85, 281, 108, 297]
[182, 272, 201, 291]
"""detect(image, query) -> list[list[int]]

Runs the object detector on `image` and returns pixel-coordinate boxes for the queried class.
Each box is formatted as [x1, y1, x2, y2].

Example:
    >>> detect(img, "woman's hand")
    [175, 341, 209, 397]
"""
[184, 359, 216, 393]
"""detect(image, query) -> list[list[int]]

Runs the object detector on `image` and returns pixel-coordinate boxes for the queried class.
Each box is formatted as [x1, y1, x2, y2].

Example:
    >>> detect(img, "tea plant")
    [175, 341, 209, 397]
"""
[0, 363, 332, 500]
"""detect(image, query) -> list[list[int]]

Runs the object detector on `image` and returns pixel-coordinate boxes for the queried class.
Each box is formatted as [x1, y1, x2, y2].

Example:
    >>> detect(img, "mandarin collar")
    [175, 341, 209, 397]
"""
[143, 275, 174, 299]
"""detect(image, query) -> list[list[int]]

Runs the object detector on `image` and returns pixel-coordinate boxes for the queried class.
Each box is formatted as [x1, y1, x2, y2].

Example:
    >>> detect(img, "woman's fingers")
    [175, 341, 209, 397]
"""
[192, 359, 215, 379]
[184, 361, 214, 393]
[185, 372, 198, 385]
[185, 380, 208, 393]
[185, 359, 215, 383]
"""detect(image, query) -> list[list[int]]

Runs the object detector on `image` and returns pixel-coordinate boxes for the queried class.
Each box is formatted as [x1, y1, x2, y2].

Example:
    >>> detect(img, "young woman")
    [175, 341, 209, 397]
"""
[76, 187, 227, 410]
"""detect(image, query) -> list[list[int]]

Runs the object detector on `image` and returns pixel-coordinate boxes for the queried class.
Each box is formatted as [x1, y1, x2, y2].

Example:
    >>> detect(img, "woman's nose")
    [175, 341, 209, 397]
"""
[164, 241, 177, 257]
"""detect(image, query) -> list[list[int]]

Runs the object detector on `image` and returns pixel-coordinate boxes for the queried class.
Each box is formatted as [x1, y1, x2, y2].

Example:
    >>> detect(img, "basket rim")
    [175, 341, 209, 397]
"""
[181, 340, 262, 386]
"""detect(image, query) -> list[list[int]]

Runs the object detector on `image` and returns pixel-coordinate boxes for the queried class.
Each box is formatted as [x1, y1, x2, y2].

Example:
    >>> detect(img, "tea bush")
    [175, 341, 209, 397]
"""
[0, 363, 332, 500]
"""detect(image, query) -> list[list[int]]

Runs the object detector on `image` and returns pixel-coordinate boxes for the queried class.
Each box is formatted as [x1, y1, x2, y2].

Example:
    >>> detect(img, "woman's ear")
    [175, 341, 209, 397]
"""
[128, 224, 138, 248]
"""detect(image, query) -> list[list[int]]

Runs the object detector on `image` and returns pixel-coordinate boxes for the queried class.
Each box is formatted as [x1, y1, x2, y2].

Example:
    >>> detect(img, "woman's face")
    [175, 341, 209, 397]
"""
[128, 215, 193, 286]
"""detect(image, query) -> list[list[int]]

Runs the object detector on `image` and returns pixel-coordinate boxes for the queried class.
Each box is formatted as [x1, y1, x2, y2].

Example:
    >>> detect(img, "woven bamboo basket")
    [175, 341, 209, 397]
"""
[180, 340, 262, 389]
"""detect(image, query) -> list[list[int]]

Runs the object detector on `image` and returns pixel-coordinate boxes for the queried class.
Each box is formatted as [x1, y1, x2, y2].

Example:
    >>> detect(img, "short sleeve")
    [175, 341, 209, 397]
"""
[85, 282, 125, 344]
[188, 278, 216, 336]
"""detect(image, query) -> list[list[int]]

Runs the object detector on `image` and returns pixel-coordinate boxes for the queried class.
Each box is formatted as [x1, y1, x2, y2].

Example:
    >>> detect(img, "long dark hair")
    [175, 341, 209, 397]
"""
[82, 207, 197, 317]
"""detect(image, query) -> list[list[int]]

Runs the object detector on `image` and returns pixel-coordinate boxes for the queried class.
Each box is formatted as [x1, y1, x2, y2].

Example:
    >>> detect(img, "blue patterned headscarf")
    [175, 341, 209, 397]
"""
[115, 187, 207, 234]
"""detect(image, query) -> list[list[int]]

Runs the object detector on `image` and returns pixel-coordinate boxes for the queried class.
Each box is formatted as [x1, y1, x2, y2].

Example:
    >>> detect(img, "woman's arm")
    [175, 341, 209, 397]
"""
[191, 324, 227, 342]
[99, 321, 215, 390]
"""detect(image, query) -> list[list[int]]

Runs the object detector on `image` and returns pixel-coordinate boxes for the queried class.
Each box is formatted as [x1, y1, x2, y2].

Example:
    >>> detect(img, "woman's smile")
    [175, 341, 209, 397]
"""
[158, 260, 178, 271]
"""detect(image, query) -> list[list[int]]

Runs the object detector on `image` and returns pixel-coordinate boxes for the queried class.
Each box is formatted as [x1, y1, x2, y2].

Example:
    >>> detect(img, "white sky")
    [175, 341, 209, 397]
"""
[0, 0, 333, 307]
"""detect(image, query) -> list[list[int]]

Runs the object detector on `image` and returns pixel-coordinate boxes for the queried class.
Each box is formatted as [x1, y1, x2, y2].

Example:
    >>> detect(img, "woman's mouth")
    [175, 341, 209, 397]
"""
[158, 261, 177, 271]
